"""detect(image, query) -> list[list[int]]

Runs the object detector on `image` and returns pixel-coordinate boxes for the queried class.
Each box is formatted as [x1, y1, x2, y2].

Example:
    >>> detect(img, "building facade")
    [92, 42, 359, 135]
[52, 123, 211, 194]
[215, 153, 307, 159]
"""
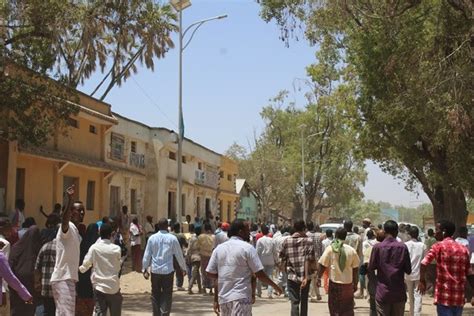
[236, 179, 259, 223]
[218, 156, 239, 223]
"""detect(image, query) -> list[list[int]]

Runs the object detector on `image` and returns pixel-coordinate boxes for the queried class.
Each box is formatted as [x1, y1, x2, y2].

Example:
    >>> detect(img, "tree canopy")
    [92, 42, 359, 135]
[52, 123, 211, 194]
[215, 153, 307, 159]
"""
[258, 0, 473, 227]
[1, 0, 177, 145]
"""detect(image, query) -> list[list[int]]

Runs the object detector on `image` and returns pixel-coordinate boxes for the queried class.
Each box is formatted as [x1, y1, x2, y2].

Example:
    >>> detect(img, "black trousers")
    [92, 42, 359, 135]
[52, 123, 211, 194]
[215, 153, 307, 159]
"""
[94, 289, 122, 316]
[287, 279, 310, 316]
[151, 272, 174, 316]
[42, 297, 56, 316]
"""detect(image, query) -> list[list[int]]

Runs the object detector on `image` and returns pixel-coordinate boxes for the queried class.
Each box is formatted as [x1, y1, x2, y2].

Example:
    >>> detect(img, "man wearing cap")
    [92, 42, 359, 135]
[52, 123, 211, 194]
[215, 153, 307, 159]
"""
[214, 222, 229, 248]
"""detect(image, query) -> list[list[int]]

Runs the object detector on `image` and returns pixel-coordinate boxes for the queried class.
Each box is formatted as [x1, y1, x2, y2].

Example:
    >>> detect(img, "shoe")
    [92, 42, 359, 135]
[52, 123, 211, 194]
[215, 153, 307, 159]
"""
[268, 295, 273, 299]
[316, 295, 322, 301]
[256, 293, 262, 298]
[177, 287, 185, 291]
[188, 289, 193, 294]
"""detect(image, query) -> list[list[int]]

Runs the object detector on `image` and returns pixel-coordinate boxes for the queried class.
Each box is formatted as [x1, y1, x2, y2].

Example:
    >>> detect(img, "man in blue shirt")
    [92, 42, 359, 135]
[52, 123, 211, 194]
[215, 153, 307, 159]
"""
[142, 218, 186, 316]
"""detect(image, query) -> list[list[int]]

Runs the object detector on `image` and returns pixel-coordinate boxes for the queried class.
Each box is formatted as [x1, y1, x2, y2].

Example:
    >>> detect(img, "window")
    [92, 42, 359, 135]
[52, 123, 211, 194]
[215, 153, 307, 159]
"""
[219, 171, 224, 178]
[198, 162, 203, 170]
[89, 125, 97, 134]
[110, 186, 121, 217]
[227, 201, 232, 222]
[130, 189, 137, 214]
[131, 141, 137, 153]
[86, 181, 95, 210]
[205, 198, 211, 219]
[169, 151, 176, 160]
[227, 174, 232, 181]
[111, 133, 125, 161]
[67, 118, 78, 128]
[168, 191, 176, 219]
[182, 156, 186, 164]
[15, 168, 25, 200]
[196, 196, 201, 217]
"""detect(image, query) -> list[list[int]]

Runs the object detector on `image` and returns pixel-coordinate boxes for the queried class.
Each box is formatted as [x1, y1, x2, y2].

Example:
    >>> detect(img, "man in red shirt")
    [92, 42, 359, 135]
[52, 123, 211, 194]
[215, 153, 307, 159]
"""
[419, 220, 470, 316]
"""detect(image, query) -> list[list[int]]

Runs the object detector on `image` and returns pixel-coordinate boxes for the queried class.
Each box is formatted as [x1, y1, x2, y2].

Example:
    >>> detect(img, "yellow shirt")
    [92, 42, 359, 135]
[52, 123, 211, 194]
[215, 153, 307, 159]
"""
[197, 234, 214, 257]
[319, 243, 360, 284]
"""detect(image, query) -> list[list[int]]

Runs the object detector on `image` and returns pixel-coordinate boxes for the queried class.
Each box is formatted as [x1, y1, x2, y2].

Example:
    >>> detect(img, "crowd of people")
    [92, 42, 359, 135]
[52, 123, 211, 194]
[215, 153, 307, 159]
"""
[2, 187, 474, 316]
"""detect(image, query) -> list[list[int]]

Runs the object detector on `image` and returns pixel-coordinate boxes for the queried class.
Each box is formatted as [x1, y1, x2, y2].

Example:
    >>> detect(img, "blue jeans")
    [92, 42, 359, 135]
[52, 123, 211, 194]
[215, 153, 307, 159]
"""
[436, 305, 463, 316]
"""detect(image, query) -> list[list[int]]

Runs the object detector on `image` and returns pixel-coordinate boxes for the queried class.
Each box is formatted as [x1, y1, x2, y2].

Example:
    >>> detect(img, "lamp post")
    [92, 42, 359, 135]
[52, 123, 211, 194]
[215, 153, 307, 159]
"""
[300, 125, 325, 222]
[170, 0, 227, 222]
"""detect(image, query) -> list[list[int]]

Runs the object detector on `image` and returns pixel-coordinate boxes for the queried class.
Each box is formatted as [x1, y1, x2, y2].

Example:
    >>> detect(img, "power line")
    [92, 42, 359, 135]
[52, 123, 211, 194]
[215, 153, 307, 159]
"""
[131, 77, 178, 129]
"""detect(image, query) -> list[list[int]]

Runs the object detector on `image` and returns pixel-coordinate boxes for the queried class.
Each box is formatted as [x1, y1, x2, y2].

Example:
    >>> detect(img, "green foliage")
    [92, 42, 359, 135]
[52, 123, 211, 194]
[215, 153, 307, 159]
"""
[1, 0, 177, 145]
[258, 0, 473, 224]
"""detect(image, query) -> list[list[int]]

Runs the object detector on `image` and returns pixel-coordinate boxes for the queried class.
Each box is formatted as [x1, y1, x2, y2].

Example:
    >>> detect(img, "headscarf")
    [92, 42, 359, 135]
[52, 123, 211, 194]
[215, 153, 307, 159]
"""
[9, 225, 41, 283]
[331, 238, 346, 271]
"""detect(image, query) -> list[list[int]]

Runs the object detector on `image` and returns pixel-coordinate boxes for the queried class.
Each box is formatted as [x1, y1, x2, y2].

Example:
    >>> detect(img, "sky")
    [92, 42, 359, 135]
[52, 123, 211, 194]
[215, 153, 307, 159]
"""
[80, 0, 430, 207]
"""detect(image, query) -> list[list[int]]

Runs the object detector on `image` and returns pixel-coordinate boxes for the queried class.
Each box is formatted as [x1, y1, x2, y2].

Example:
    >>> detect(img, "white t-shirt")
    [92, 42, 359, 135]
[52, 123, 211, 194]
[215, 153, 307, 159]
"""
[206, 236, 263, 304]
[50, 222, 81, 283]
[130, 224, 141, 246]
[405, 239, 426, 281]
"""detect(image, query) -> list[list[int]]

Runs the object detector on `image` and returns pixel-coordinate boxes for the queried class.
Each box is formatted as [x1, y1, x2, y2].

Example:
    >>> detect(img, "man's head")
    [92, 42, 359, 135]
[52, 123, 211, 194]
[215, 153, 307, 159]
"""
[228, 219, 250, 242]
[132, 217, 138, 225]
[204, 223, 212, 233]
[221, 222, 230, 232]
[362, 218, 371, 229]
[15, 199, 25, 211]
[408, 226, 419, 240]
[157, 218, 168, 231]
[335, 227, 347, 241]
[458, 226, 468, 239]
[122, 206, 128, 214]
[314, 224, 321, 233]
[383, 220, 398, 238]
[71, 202, 85, 225]
[435, 220, 455, 241]
[366, 229, 375, 240]
[22, 217, 36, 229]
[293, 220, 306, 233]
[186, 215, 191, 223]
[326, 229, 333, 239]
[307, 221, 314, 232]
[102, 216, 110, 224]
[173, 222, 181, 234]
[46, 213, 60, 228]
[376, 229, 386, 242]
[353, 226, 359, 234]
[53, 203, 62, 213]
[146, 215, 153, 223]
[343, 220, 353, 232]
[100, 223, 113, 240]
[261, 225, 269, 236]
[427, 228, 434, 237]
[251, 223, 258, 232]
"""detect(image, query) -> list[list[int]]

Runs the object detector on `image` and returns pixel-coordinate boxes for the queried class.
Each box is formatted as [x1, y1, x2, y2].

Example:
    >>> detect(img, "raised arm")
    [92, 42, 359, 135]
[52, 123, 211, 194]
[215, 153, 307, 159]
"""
[61, 185, 75, 233]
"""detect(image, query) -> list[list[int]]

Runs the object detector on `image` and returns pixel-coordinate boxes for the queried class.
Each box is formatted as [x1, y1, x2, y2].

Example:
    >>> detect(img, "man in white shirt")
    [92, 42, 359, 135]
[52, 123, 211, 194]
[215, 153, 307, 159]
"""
[405, 226, 426, 316]
[80, 223, 122, 316]
[256, 225, 277, 298]
[50, 185, 84, 316]
[129, 218, 142, 272]
[207, 219, 282, 316]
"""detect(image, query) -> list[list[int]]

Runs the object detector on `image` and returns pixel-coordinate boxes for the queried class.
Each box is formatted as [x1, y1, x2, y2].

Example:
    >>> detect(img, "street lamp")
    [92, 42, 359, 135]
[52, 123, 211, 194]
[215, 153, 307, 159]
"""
[300, 125, 325, 223]
[170, 0, 227, 222]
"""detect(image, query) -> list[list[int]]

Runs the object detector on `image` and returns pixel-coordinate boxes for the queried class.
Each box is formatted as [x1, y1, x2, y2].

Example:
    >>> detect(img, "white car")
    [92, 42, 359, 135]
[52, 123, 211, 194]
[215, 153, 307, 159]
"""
[398, 222, 425, 243]
[320, 223, 343, 233]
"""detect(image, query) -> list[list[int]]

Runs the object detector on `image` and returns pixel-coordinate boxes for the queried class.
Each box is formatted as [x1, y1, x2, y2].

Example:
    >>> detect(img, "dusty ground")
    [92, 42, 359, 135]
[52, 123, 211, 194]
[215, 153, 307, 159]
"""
[120, 268, 474, 315]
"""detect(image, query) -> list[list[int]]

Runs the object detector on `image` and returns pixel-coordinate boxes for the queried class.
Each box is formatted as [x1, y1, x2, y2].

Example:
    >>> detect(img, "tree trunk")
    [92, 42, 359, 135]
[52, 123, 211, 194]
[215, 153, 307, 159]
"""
[431, 185, 467, 232]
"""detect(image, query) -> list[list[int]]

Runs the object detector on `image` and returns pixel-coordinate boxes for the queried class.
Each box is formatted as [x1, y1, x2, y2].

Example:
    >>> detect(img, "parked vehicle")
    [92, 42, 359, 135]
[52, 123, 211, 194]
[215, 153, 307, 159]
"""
[320, 223, 343, 233]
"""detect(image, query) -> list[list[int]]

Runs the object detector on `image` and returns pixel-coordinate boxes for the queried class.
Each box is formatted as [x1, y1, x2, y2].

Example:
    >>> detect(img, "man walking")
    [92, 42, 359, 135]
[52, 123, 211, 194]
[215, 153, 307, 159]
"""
[256, 225, 277, 299]
[405, 226, 426, 316]
[369, 220, 411, 316]
[214, 222, 229, 248]
[344, 220, 363, 298]
[280, 220, 315, 316]
[50, 185, 84, 316]
[306, 222, 323, 302]
[35, 227, 58, 316]
[171, 223, 188, 291]
[130, 217, 143, 272]
[79, 223, 122, 316]
[142, 218, 186, 316]
[206, 219, 282, 316]
[318, 227, 360, 316]
[419, 220, 470, 316]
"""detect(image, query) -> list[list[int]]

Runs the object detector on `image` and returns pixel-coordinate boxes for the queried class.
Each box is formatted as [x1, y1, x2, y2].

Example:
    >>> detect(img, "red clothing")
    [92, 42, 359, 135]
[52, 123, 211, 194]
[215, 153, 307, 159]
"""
[255, 232, 264, 242]
[421, 237, 470, 307]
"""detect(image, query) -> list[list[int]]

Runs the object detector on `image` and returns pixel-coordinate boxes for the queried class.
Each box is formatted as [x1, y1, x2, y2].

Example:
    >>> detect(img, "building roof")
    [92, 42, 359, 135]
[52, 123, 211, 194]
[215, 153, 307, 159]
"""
[112, 111, 223, 157]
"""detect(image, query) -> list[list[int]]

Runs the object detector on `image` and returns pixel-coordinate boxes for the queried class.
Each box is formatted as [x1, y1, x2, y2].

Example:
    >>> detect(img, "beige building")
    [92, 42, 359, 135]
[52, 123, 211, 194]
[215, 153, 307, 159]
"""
[218, 156, 239, 223]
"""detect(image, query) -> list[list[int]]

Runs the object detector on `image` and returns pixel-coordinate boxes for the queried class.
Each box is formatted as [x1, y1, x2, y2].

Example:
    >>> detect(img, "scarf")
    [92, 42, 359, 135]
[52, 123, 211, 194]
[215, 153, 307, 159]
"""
[331, 238, 346, 271]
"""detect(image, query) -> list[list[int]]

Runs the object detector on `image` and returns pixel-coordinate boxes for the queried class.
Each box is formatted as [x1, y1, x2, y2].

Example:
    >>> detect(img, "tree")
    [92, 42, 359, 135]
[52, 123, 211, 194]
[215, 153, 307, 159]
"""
[228, 86, 366, 222]
[1, 0, 176, 145]
[258, 0, 473, 228]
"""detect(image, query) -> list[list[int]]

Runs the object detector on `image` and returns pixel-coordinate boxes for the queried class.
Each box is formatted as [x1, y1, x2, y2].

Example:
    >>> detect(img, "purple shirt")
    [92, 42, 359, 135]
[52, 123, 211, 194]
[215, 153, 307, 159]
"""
[368, 237, 412, 304]
[0, 252, 32, 304]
